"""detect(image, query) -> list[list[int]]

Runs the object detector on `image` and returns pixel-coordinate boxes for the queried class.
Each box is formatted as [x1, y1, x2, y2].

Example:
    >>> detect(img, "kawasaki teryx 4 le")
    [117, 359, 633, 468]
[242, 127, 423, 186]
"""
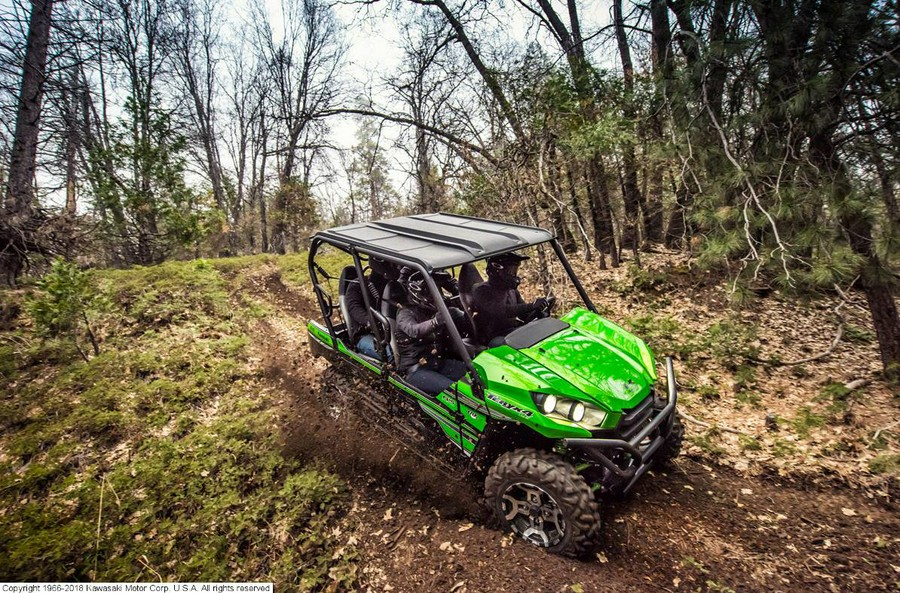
[307, 213, 682, 555]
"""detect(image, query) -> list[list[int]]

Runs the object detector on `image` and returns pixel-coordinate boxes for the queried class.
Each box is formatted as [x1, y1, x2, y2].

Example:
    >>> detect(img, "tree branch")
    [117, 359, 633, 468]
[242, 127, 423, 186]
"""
[317, 107, 499, 166]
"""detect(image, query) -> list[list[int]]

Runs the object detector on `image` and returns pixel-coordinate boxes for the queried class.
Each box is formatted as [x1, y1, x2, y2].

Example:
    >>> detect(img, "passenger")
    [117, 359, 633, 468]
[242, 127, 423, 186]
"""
[396, 270, 468, 395]
[431, 269, 460, 298]
[472, 252, 552, 347]
[345, 258, 395, 360]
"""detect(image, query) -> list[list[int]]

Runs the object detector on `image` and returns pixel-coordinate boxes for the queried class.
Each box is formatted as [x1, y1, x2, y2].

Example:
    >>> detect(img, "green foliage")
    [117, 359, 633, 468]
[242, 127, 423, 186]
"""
[26, 260, 99, 336]
[693, 384, 720, 401]
[816, 381, 857, 414]
[705, 316, 759, 368]
[0, 343, 17, 380]
[100, 259, 231, 328]
[694, 232, 747, 269]
[868, 454, 900, 475]
[25, 259, 102, 360]
[735, 391, 761, 407]
[611, 262, 671, 294]
[278, 252, 322, 290]
[804, 246, 866, 289]
[739, 435, 763, 451]
[271, 179, 320, 248]
[771, 437, 798, 457]
[562, 110, 631, 156]
[688, 428, 725, 457]
[792, 407, 826, 439]
[843, 323, 875, 344]
[348, 119, 399, 219]
[86, 97, 214, 265]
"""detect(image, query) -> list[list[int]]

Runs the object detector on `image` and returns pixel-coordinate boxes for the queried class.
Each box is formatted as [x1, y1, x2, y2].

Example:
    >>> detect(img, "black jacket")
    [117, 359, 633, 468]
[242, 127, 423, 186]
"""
[395, 305, 465, 373]
[472, 279, 539, 343]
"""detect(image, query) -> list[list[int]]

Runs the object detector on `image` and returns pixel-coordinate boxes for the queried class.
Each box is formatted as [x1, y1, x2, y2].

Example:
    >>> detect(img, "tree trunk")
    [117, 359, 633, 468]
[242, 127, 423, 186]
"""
[666, 176, 692, 249]
[1, 0, 54, 287]
[257, 114, 269, 253]
[613, 0, 642, 251]
[566, 166, 592, 260]
[810, 132, 900, 380]
[585, 156, 617, 268]
[548, 151, 576, 252]
[645, 0, 671, 245]
[64, 68, 78, 216]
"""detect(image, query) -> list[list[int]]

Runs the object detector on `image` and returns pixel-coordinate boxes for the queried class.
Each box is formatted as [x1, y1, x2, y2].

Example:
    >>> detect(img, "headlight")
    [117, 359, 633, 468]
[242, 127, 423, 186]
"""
[531, 393, 604, 427]
[557, 400, 585, 422]
[532, 392, 558, 414]
[569, 402, 585, 422]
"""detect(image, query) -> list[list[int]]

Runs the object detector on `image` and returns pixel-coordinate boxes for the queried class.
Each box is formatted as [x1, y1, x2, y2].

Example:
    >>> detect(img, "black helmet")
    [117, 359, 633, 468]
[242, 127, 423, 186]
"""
[402, 269, 435, 311]
[486, 252, 529, 289]
[369, 256, 398, 281]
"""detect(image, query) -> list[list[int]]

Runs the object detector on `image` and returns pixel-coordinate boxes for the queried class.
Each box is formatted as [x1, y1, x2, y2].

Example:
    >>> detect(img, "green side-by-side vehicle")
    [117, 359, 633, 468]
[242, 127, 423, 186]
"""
[307, 213, 682, 555]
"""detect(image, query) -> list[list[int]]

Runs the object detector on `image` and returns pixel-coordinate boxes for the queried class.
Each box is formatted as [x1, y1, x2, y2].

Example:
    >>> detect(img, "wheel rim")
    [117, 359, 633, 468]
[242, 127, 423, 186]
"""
[500, 482, 566, 547]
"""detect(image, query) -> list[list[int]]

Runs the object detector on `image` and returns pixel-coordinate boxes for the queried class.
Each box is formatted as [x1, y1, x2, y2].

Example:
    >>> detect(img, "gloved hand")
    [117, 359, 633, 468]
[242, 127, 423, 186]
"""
[430, 314, 443, 329]
[533, 297, 549, 311]
[434, 271, 459, 295]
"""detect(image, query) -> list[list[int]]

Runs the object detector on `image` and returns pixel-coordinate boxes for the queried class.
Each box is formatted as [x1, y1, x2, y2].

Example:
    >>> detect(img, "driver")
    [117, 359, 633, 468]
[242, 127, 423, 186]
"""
[472, 252, 552, 347]
[396, 270, 468, 395]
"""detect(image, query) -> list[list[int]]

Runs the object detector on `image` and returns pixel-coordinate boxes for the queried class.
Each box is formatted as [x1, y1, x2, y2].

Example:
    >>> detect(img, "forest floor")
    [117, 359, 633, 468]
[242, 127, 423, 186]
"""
[1, 252, 897, 592]
[246, 252, 899, 593]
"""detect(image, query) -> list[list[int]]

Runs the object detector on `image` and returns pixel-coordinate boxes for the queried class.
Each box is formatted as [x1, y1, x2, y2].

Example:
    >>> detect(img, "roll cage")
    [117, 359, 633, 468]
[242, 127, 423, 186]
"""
[307, 213, 598, 394]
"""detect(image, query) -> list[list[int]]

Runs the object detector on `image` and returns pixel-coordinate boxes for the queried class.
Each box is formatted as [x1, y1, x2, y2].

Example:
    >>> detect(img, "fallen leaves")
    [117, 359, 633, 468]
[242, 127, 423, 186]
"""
[439, 541, 465, 553]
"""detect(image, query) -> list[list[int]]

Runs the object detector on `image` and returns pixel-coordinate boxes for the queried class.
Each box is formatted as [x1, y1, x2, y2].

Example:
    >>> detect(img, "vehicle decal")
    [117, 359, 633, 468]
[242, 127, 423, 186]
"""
[455, 392, 492, 416]
[486, 393, 534, 419]
[388, 377, 457, 423]
[419, 405, 464, 451]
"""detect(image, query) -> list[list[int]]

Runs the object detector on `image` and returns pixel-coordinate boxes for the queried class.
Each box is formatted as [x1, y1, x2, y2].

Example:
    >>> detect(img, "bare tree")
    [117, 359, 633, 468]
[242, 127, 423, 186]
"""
[389, 16, 457, 213]
[1, 0, 54, 286]
[170, 0, 228, 217]
[249, 0, 345, 253]
[222, 30, 267, 249]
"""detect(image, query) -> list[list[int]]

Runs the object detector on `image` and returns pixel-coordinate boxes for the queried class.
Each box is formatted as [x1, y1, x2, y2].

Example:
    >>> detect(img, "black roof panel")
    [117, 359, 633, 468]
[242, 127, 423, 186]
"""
[314, 212, 555, 270]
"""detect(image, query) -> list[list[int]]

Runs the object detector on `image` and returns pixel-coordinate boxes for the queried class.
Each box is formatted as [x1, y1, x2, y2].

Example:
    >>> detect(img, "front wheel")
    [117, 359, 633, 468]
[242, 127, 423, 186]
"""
[484, 448, 601, 556]
[656, 414, 684, 466]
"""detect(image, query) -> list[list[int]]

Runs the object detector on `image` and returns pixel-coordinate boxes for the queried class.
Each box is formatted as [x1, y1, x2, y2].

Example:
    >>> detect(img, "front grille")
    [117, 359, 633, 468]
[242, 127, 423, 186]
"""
[616, 392, 656, 441]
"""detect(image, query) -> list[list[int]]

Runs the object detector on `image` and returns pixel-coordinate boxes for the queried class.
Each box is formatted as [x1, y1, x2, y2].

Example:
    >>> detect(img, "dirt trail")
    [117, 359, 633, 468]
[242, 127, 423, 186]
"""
[244, 269, 898, 593]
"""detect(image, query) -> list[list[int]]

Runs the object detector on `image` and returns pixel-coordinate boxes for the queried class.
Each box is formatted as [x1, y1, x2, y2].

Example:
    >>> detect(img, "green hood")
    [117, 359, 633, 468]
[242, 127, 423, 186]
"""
[517, 308, 657, 412]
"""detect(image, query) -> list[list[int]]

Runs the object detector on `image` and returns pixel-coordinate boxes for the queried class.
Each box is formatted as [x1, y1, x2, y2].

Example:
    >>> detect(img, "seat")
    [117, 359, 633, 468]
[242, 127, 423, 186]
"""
[381, 280, 406, 365]
[458, 263, 484, 344]
[337, 265, 359, 335]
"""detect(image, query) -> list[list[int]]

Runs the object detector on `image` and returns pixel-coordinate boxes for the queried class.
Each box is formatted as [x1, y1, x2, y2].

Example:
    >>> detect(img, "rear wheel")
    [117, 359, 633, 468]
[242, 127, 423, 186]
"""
[484, 448, 601, 556]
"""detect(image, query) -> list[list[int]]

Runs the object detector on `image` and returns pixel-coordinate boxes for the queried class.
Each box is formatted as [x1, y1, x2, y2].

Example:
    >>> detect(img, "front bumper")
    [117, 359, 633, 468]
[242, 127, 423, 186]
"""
[562, 357, 678, 494]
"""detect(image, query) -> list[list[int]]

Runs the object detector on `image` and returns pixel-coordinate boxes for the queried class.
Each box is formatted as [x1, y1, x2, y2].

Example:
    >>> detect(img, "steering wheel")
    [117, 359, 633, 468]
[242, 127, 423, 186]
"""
[540, 295, 557, 318]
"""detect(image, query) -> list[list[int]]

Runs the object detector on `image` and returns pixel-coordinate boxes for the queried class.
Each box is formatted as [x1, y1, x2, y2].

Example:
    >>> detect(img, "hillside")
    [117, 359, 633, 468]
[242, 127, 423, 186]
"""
[1, 253, 897, 592]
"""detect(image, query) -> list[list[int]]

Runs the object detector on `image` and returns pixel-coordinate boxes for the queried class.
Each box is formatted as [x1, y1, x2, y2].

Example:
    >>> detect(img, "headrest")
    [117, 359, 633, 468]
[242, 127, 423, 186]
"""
[487, 251, 529, 265]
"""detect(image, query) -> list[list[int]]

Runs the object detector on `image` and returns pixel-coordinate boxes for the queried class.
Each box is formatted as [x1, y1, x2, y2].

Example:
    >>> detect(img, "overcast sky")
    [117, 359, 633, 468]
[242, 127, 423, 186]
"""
[1, 0, 618, 210]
